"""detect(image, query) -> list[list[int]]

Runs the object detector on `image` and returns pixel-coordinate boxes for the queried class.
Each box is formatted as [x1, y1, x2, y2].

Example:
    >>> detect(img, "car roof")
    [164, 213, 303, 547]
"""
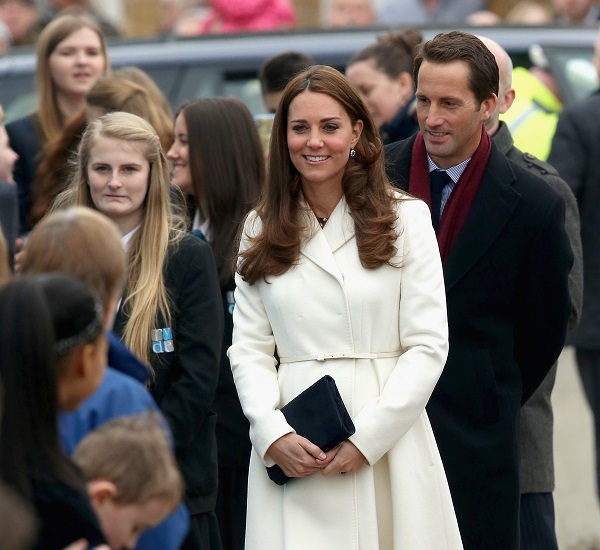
[0, 25, 596, 120]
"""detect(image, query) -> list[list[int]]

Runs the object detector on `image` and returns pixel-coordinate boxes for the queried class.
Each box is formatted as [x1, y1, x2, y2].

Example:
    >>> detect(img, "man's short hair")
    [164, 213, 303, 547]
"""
[414, 31, 499, 106]
[258, 51, 316, 94]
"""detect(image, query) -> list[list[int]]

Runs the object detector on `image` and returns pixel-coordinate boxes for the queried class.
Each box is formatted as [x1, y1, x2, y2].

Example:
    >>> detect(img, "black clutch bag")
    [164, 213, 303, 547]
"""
[266, 374, 355, 485]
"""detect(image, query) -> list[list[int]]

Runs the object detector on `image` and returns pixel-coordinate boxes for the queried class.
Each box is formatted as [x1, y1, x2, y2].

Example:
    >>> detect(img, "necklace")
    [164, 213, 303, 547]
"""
[316, 216, 328, 228]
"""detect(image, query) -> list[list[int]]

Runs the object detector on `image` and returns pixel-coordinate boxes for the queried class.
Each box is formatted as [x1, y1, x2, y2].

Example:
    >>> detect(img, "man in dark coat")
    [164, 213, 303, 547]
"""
[548, 28, 600, 503]
[384, 31, 573, 550]
[480, 35, 583, 550]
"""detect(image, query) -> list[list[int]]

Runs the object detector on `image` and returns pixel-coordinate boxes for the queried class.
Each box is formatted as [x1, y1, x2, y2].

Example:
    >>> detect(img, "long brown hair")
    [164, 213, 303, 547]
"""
[31, 69, 173, 228]
[237, 64, 400, 285]
[35, 12, 109, 145]
[177, 97, 264, 288]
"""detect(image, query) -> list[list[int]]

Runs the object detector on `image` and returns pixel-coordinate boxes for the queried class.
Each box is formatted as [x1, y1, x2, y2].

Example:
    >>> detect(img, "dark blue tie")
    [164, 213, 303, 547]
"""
[430, 170, 452, 233]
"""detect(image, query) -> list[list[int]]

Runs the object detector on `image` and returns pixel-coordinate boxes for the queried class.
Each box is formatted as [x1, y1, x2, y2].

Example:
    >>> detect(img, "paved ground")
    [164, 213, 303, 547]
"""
[554, 347, 600, 549]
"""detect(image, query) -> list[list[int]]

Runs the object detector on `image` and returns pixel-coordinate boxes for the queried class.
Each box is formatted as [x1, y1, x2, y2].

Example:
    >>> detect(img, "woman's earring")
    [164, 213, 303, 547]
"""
[350, 147, 356, 158]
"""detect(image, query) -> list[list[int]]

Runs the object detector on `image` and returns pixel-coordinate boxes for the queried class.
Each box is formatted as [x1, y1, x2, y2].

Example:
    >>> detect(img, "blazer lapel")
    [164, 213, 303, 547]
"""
[301, 198, 354, 284]
[444, 150, 520, 291]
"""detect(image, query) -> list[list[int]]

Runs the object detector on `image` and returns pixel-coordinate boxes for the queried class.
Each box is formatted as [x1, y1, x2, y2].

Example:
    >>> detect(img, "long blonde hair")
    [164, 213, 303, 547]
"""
[52, 112, 186, 367]
[35, 12, 110, 145]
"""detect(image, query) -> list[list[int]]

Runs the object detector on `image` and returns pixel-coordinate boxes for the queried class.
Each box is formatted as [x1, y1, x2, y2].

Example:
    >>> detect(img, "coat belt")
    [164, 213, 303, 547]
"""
[278, 351, 402, 364]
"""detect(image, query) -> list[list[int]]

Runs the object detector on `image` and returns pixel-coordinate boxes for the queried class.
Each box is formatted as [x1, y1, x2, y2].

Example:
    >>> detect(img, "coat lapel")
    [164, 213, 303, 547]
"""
[444, 148, 520, 291]
[300, 198, 354, 284]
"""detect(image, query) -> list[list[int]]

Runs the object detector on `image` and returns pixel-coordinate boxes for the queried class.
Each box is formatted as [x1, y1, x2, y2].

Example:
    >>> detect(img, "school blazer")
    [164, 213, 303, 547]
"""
[114, 234, 224, 515]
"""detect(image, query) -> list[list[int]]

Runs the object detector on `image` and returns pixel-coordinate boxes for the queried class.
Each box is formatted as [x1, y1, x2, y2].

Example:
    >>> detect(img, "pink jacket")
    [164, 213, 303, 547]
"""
[201, 0, 296, 33]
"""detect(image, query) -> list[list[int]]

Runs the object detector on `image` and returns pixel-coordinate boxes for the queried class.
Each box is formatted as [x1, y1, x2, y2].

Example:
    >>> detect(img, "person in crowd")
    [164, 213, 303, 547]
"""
[156, 0, 196, 36]
[548, 26, 600, 506]
[464, 8, 502, 24]
[30, 68, 173, 228]
[383, 31, 572, 549]
[5, 12, 109, 235]
[21, 205, 191, 550]
[197, 0, 296, 34]
[0, 19, 9, 53]
[228, 64, 462, 550]
[323, 0, 376, 27]
[0, 273, 108, 549]
[73, 413, 184, 550]
[0, 106, 18, 185]
[346, 28, 422, 145]
[480, 34, 583, 550]
[52, 111, 224, 550]
[0, 226, 9, 283]
[258, 51, 315, 114]
[505, 0, 555, 24]
[501, 44, 562, 161]
[168, 97, 264, 550]
[376, 0, 487, 24]
[0, 105, 18, 268]
[553, 0, 599, 23]
[39, 1, 120, 36]
[0, 0, 43, 47]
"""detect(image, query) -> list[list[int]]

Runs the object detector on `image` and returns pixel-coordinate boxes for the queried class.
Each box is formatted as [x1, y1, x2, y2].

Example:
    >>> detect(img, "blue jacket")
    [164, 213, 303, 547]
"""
[59, 334, 189, 550]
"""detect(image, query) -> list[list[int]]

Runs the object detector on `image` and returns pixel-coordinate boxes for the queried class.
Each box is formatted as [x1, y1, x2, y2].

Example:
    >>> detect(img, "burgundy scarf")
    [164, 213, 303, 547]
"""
[409, 127, 492, 263]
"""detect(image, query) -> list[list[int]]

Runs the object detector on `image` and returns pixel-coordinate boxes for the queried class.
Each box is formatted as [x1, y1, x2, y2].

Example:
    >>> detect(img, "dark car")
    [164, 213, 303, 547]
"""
[0, 24, 597, 122]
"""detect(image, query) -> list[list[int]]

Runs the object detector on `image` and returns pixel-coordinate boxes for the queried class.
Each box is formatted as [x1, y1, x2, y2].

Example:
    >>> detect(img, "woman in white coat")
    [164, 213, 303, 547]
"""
[228, 65, 462, 550]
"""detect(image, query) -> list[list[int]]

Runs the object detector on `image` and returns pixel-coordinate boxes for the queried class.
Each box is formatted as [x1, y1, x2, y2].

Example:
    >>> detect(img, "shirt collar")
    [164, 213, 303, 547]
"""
[427, 154, 471, 184]
[121, 225, 140, 252]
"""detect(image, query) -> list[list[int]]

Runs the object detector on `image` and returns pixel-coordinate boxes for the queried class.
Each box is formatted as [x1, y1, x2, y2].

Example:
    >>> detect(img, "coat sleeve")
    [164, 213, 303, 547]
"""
[160, 238, 223, 453]
[548, 110, 588, 200]
[228, 213, 292, 466]
[515, 191, 572, 403]
[349, 199, 449, 466]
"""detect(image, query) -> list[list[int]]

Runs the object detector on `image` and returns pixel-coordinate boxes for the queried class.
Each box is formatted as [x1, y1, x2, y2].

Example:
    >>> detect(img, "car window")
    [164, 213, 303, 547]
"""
[1, 74, 36, 122]
[545, 46, 598, 104]
[1, 27, 597, 125]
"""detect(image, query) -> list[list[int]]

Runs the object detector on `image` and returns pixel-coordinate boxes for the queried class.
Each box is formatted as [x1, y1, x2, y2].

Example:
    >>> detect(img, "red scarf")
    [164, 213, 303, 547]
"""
[409, 127, 492, 263]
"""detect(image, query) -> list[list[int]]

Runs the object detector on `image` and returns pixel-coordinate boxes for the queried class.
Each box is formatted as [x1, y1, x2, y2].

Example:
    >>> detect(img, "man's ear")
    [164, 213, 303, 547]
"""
[480, 94, 498, 122]
[87, 480, 118, 506]
[498, 87, 516, 115]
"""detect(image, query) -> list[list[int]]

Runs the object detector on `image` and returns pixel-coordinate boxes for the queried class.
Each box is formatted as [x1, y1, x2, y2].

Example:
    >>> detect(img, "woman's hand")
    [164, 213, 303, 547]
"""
[320, 440, 367, 477]
[267, 433, 333, 478]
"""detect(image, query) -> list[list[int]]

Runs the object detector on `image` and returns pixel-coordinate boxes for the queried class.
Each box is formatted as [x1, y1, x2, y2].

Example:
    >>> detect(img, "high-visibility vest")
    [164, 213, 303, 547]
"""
[501, 67, 562, 161]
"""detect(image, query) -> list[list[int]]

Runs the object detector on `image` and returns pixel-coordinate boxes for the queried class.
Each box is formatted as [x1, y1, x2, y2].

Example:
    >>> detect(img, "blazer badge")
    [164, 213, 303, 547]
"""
[151, 328, 174, 353]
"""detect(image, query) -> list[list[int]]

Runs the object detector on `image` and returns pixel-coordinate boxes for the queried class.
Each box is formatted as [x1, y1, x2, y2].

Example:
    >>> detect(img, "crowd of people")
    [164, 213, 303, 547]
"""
[0, 3, 598, 550]
[1, 0, 600, 52]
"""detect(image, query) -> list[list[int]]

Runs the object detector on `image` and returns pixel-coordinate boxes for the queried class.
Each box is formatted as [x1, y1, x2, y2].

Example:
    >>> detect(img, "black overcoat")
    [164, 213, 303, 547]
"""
[385, 135, 573, 549]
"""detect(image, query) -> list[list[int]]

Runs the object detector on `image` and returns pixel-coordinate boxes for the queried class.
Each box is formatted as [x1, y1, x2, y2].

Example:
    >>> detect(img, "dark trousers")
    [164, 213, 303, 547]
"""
[520, 492, 558, 550]
[215, 467, 248, 550]
[180, 511, 222, 550]
[575, 349, 600, 498]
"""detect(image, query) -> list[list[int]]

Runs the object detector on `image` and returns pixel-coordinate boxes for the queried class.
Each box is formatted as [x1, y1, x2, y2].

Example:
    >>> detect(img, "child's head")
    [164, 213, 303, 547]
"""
[21, 206, 126, 329]
[72, 413, 184, 549]
[0, 274, 104, 500]
[38, 272, 107, 411]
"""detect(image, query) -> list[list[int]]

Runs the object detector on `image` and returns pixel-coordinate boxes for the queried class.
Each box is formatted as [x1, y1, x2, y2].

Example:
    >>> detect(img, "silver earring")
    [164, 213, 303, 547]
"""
[350, 147, 356, 158]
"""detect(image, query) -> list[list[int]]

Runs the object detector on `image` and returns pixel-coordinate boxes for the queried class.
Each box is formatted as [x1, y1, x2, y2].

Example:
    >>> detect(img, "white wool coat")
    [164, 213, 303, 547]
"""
[228, 193, 463, 550]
